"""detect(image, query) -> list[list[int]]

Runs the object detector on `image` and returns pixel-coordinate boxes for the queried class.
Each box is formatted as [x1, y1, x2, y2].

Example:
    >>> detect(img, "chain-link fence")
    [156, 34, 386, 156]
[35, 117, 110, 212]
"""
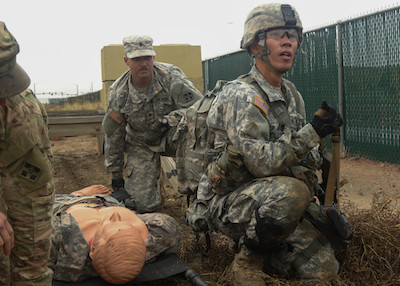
[202, 6, 400, 164]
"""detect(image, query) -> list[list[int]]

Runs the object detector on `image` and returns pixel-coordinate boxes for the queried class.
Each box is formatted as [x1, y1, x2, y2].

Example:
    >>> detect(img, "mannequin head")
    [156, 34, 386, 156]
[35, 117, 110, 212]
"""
[90, 212, 146, 284]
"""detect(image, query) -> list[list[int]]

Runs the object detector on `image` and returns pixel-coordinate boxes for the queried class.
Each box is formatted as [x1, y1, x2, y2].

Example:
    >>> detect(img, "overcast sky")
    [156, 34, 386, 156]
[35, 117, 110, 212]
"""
[2, 0, 399, 97]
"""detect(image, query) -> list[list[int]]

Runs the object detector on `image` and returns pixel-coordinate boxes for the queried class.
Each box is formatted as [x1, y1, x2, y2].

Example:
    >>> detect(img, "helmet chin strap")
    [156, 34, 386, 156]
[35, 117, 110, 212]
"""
[253, 34, 286, 75]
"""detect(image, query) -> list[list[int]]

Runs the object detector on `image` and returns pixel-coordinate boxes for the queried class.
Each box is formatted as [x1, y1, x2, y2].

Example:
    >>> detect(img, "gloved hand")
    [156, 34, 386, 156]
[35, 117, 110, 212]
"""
[111, 178, 129, 202]
[311, 101, 344, 138]
[145, 118, 170, 145]
[217, 145, 243, 173]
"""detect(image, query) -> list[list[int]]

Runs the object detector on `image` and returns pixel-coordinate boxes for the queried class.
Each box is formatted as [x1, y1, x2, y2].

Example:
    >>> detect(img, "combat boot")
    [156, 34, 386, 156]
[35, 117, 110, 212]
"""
[229, 248, 265, 286]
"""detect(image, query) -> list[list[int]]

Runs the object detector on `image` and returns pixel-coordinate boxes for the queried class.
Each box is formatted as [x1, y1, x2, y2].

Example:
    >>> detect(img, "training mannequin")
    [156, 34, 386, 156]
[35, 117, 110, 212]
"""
[49, 185, 181, 284]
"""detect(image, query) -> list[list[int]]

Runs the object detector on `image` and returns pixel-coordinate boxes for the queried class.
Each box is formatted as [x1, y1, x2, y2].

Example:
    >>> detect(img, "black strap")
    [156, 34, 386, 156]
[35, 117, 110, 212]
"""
[268, 101, 293, 129]
[194, 231, 211, 253]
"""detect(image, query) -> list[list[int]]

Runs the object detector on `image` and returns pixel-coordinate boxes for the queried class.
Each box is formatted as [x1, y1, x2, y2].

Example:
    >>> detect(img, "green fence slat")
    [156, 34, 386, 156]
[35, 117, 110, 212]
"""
[203, 7, 400, 164]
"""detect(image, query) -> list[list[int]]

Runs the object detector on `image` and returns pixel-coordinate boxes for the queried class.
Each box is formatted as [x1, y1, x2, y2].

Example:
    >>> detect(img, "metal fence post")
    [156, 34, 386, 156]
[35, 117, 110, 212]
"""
[204, 60, 209, 93]
[336, 21, 345, 155]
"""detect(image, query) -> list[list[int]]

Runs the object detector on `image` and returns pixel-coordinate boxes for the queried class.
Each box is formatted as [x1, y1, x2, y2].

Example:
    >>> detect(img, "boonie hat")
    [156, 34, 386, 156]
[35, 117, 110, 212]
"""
[0, 21, 30, 98]
[123, 35, 156, 59]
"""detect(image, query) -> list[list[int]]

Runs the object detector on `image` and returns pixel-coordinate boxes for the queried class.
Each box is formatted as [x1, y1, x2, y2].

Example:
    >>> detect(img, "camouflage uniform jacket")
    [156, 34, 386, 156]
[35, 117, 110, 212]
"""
[198, 66, 321, 201]
[104, 62, 202, 176]
[0, 88, 53, 177]
[50, 194, 181, 282]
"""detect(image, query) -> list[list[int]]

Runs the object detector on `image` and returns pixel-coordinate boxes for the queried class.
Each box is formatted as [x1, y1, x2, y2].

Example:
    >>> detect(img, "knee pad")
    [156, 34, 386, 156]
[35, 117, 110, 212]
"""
[243, 208, 299, 254]
[256, 209, 298, 240]
[254, 209, 298, 252]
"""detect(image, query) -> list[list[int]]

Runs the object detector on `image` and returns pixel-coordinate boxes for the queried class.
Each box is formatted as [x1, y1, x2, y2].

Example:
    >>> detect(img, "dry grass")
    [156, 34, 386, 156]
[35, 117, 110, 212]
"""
[44, 100, 102, 111]
[178, 192, 400, 285]
[337, 193, 400, 285]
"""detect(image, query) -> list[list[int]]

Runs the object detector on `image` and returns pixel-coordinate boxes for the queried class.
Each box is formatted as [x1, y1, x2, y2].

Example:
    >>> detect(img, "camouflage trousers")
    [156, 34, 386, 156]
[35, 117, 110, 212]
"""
[124, 144, 162, 213]
[0, 167, 55, 285]
[187, 176, 339, 280]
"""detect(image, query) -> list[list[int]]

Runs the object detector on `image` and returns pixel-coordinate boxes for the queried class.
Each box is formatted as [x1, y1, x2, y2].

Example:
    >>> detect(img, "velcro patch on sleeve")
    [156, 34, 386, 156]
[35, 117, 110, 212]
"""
[254, 95, 269, 117]
[109, 111, 124, 125]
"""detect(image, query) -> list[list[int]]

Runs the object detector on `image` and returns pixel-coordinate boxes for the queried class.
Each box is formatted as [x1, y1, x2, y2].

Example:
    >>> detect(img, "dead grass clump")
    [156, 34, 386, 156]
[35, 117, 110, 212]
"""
[178, 231, 235, 285]
[179, 193, 400, 285]
[338, 193, 400, 285]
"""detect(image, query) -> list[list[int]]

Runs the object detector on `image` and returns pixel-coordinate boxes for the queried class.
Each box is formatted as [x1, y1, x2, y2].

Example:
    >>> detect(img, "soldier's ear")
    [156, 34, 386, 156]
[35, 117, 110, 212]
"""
[249, 41, 262, 55]
[123, 56, 129, 65]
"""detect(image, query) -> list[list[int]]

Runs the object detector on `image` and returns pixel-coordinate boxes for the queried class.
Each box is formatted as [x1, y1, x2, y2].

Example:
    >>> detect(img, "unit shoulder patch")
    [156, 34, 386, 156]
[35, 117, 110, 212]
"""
[254, 95, 269, 117]
[19, 161, 41, 182]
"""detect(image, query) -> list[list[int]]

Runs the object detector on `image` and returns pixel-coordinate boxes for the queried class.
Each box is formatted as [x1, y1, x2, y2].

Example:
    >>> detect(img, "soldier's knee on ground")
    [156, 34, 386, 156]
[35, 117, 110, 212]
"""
[244, 207, 298, 254]
[294, 242, 339, 280]
[229, 247, 265, 286]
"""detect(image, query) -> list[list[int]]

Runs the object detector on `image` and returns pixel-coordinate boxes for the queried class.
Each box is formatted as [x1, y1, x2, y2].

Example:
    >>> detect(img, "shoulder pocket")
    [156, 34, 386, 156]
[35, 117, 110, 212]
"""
[1, 130, 52, 191]
[0, 130, 36, 167]
[10, 144, 53, 191]
[102, 110, 124, 137]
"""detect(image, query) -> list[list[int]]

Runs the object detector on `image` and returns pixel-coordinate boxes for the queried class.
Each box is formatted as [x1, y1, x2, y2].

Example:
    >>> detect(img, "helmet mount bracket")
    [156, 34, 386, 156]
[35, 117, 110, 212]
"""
[281, 4, 297, 26]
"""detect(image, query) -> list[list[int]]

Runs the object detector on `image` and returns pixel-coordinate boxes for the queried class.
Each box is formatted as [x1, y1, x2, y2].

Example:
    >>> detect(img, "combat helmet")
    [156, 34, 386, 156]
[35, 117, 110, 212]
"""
[0, 22, 30, 98]
[240, 3, 303, 50]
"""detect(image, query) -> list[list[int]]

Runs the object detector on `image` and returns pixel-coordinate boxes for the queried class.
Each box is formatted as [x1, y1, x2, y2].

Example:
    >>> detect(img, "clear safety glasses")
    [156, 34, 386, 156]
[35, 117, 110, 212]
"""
[266, 29, 299, 42]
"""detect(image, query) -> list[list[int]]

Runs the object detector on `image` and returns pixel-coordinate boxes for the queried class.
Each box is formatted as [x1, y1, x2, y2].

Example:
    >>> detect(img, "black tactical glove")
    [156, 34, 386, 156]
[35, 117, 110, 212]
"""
[111, 178, 129, 202]
[311, 101, 344, 138]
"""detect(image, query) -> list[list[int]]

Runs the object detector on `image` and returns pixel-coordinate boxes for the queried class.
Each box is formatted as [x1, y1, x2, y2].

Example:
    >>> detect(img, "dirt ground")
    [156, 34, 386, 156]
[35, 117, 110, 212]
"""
[50, 134, 400, 285]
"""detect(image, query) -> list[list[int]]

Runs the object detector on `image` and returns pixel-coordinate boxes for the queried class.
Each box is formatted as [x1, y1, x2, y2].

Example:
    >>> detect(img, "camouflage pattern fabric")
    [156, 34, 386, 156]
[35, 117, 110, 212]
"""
[103, 61, 202, 213]
[240, 3, 303, 49]
[50, 194, 181, 282]
[196, 65, 321, 202]
[138, 212, 181, 262]
[124, 142, 162, 212]
[0, 89, 55, 285]
[189, 178, 339, 279]
[187, 66, 339, 279]
[123, 35, 156, 58]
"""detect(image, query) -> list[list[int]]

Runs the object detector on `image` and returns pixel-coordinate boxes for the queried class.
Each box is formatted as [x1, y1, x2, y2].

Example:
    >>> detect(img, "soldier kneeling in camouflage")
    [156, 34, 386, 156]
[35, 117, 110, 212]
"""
[49, 185, 181, 285]
[185, 3, 344, 285]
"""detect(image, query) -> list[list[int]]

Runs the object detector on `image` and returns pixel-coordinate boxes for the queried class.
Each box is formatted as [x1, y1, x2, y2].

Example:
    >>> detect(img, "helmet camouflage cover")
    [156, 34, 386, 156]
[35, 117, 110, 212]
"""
[240, 3, 303, 50]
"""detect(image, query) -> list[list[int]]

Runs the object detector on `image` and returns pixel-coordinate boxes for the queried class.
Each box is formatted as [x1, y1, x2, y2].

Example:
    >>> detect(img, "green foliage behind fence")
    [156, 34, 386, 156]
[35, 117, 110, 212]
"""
[202, 6, 400, 164]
